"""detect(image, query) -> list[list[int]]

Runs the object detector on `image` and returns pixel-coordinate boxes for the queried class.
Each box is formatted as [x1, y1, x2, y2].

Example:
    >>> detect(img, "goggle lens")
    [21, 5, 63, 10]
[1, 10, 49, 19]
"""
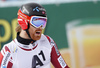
[30, 16, 47, 29]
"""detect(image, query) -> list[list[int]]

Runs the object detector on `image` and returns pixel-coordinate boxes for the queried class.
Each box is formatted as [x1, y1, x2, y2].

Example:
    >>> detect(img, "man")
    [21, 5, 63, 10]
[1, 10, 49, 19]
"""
[0, 3, 69, 68]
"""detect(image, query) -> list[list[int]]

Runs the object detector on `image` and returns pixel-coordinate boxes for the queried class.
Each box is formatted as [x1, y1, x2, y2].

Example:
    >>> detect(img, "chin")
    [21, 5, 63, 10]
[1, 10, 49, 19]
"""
[32, 36, 41, 40]
[36, 37, 41, 40]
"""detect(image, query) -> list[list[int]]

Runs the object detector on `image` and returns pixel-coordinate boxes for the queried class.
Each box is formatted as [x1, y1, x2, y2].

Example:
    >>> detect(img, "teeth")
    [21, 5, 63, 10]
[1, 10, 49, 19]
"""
[37, 31, 40, 32]
[36, 31, 40, 33]
[36, 31, 41, 34]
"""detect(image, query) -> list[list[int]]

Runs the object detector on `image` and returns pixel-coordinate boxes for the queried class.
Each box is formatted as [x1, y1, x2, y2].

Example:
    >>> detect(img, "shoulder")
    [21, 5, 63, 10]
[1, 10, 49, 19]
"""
[40, 34, 54, 43]
[1, 40, 16, 55]
[38, 34, 55, 48]
[41, 34, 56, 47]
[43, 35, 60, 55]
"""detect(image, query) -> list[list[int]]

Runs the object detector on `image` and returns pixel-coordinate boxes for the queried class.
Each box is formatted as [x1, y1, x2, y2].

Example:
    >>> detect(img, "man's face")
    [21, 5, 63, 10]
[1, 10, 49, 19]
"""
[29, 25, 43, 40]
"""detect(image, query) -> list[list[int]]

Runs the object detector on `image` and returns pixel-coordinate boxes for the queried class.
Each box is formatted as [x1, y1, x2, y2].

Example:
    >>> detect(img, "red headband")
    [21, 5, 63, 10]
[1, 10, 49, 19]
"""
[18, 9, 31, 21]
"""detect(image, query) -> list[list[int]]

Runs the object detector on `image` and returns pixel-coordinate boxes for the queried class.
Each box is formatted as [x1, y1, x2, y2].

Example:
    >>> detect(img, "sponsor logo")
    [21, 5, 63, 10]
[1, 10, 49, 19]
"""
[23, 45, 29, 48]
[22, 6, 29, 14]
[3, 52, 11, 66]
[33, 7, 39, 12]
[18, 12, 28, 19]
[58, 56, 67, 68]
[51, 42, 60, 56]
[38, 8, 46, 11]
[13, 47, 18, 53]
[33, 7, 46, 12]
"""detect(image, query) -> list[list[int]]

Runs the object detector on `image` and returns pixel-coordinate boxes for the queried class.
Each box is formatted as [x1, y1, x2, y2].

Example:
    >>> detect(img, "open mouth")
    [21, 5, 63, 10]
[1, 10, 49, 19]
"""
[36, 31, 41, 34]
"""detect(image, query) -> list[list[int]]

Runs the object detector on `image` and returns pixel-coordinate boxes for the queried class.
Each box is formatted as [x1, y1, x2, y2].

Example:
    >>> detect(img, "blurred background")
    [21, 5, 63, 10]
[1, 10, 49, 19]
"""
[0, 0, 100, 68]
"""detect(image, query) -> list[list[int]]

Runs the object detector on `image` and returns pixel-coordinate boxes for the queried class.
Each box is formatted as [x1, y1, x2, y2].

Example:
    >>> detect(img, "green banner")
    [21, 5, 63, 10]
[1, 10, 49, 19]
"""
[0, 2, 100, 50]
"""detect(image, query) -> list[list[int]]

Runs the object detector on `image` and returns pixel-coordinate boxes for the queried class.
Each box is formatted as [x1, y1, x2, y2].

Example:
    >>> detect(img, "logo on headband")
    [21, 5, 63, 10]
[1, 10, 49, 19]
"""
[33, 6, 46, 12]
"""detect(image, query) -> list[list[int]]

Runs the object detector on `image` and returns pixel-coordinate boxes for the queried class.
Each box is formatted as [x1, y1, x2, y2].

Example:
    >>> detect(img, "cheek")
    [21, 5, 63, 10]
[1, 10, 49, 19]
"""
[30, 29, 35, 34]
[29, 26, 36, 34]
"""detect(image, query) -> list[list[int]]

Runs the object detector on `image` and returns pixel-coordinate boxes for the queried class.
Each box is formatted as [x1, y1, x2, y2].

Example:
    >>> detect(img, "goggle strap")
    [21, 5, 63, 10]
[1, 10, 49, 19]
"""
[25, 23, 31, 38]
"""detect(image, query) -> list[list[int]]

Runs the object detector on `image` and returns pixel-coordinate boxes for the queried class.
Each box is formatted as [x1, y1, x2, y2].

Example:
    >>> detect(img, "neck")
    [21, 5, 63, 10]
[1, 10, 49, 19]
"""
[19, 30, 30, 39]
[17, 32, 36, 45]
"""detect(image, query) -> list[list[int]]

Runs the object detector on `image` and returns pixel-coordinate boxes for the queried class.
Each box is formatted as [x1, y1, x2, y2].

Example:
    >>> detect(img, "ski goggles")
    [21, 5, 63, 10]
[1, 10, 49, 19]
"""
[18, 9, 47, 29]
[30, 16, 47, 29]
